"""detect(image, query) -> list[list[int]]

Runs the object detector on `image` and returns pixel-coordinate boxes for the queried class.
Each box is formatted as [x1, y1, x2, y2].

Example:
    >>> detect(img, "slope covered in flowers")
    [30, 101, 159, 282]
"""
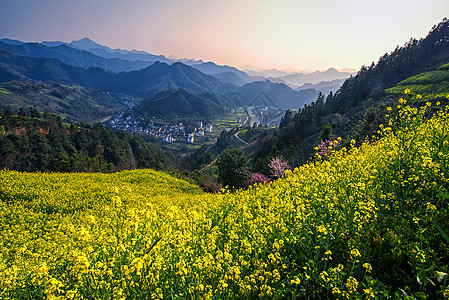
[1, 100, 449, 299]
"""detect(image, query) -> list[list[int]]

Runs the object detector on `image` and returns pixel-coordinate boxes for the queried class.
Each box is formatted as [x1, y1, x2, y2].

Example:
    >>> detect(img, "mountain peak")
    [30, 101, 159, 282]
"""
[0, 38, 24, 46]
[69, 38, 107, 51]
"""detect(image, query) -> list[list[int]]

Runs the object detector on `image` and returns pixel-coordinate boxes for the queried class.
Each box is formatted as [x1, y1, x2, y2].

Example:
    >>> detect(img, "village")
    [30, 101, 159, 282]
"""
[107, 112, 213, 144]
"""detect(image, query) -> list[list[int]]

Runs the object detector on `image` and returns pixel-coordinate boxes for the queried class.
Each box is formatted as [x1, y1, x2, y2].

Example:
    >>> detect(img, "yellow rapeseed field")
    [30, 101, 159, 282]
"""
[1, 97, 449, 299]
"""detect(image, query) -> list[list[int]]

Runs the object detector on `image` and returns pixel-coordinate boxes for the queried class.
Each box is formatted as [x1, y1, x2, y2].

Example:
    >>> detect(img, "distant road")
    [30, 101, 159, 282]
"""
[235, 132, 249, 145]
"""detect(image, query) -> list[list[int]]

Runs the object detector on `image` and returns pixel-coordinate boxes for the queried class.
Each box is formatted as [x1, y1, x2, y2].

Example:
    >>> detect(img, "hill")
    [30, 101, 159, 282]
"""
[0, 80, 125, 123]
[1, 100, 448, 298]
[229, 80, 320, 109]
[192, 61, 253, 85]
[0, 114, 174, 172]
[133, 88, 227, 118]
[385, 62, 449, 102]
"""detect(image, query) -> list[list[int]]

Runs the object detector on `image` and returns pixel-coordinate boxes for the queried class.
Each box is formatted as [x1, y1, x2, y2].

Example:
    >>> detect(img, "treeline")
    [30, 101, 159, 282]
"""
[0, 107, 174, 172]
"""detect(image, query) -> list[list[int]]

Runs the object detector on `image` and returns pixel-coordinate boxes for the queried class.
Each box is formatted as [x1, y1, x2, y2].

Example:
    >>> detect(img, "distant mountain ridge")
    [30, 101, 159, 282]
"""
[0, 37, 334, 120]
[0, 37, 358, 95]
[296, 78, 347, 95]
[0, 40, 156, 73]
[68, 38, 173, 63]
[281, 68, 354, 88]
[245, 67, 355, 90]
[1, 38, 257, 85]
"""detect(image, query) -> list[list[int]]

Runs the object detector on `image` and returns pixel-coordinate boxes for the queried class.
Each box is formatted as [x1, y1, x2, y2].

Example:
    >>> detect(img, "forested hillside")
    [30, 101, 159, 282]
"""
[0, 80, 125, 123]
[0, 112, 174, 172]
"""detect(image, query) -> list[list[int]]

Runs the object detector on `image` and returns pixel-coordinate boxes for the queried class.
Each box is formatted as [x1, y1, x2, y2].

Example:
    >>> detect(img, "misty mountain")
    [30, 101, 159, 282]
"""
[227, 80, 320, 110]
[41, 41, 67, 47]
[0, 40, 156, 73]
[0, 50, 233, 97]
[245, 68, 292, 78]
[0, 38, 25, 46]
[0, 50, 86, 83]
[68, 37, 172, 63]
[281, 68, 354, 88]
[296, 78, 346, 95]
[192, 62, 252, 81]
[68, 37, 114, 51]
[211, 72, 248, 86]
[109, 62, 234, 96]
[244, 67, 355, 90]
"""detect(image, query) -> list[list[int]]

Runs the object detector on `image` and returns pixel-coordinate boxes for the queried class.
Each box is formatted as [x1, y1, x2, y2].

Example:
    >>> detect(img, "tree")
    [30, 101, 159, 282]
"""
[4, 106, 13, 118]
[18, 107, 28, 118]
[216, 149, 251, 190]
[319, 123, 333, 142]
[279, 110, 293, 128]
[30, 105, 41, 119]
[268, 156, 291, 179]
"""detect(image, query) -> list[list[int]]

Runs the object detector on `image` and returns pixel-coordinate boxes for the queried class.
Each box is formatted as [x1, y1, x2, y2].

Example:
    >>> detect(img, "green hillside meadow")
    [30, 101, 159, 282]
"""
[1, 95, 449, 299]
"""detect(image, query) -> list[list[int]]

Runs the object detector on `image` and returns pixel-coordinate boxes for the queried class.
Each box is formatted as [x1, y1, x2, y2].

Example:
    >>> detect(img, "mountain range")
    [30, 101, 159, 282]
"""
[245, 67, 355, 91]
[0, 37, 353, 91]
[0, 50, 232, 97]
[0, 49, 318, 121]
[0, 37, 356, 122]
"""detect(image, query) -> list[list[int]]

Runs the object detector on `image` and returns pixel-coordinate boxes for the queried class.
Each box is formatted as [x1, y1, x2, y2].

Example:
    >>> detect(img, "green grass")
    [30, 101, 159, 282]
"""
[386, 64, 449, 103]
[0, 88, 11, 95]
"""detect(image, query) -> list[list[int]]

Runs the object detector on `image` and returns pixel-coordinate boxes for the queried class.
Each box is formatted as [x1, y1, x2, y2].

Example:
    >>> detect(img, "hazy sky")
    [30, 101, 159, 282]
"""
[0, 0, 447, 72]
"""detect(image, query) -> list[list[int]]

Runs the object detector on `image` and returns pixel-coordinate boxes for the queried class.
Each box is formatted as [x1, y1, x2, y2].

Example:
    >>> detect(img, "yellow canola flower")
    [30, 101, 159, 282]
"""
[350, 248, 361, 259]
[363, 262, 372, 273]
[1, 101, 449, 299]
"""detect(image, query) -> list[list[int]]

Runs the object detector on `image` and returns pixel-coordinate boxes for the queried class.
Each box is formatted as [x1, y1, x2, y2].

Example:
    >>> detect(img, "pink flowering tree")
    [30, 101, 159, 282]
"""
[317, 139, 332, 158]
[268, 156, 291, 179]
[251, 173, 271, 185]
[316, 138, 342, 159]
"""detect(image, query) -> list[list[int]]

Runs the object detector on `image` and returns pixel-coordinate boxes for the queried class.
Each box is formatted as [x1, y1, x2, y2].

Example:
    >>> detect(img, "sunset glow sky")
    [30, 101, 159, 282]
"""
[1, 0, 447, 72]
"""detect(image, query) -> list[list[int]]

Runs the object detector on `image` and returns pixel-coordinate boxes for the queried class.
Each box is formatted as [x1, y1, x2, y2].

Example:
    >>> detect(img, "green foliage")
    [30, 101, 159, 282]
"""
[319, 123, 333, 142]
[0, 114, 174, 172]
[0, 81, 125, 123]
[216, 148, 251, 189]
[386, 66, 449, 104]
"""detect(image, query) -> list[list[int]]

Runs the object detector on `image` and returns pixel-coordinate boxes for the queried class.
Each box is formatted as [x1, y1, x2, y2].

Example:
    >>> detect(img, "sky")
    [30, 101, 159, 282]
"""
[0, 0, 447, 72]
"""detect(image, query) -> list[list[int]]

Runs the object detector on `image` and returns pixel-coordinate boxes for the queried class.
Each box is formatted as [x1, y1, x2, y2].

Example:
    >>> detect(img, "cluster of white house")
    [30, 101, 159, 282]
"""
[108, 114, 212, 144]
